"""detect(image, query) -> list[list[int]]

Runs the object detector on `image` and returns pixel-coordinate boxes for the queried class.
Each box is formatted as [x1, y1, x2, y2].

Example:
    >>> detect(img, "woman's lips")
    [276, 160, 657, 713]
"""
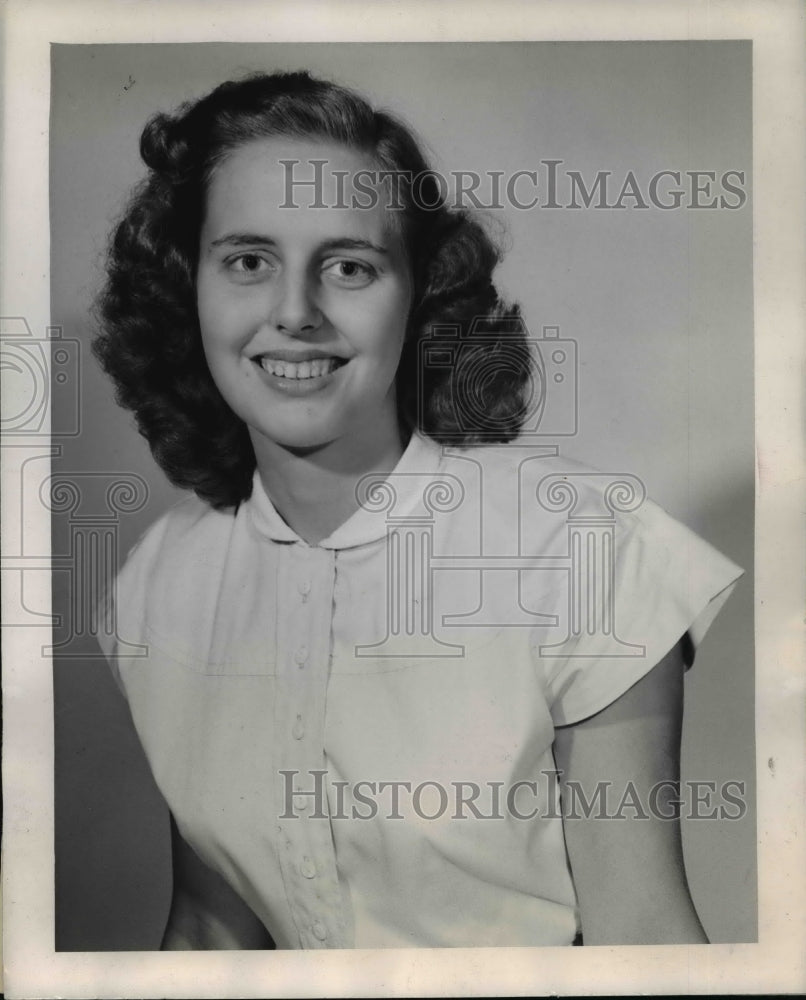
[258, 356, 342, 380]
[252, 354, 348, 394]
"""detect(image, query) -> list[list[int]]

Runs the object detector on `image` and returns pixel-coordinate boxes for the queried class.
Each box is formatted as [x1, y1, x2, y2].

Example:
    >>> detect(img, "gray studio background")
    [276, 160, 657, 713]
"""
[51, 41, 755, 948]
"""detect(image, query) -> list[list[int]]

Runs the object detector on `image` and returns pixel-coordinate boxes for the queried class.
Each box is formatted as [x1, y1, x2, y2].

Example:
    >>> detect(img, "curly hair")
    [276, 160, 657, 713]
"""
[94, 70, 531, 508]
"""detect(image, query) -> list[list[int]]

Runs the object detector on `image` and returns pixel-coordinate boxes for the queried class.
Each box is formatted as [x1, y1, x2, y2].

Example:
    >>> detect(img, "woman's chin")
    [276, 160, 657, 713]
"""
[249, 423, 340, 457]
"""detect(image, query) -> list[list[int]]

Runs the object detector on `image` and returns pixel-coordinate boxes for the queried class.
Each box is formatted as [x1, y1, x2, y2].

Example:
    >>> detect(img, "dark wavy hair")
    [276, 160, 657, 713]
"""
[94, 70, 531, 508]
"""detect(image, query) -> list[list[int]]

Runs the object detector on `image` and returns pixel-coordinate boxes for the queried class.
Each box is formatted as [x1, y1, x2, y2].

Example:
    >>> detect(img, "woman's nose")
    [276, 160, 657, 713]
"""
[269, 270, 322, 336]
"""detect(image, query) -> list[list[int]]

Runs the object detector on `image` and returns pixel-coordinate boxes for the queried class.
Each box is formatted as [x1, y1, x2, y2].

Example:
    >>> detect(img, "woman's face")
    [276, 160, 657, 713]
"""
[196, 137, 413, 459]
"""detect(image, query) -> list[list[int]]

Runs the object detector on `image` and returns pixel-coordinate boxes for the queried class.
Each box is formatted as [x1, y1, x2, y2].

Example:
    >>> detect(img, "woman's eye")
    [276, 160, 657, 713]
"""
[226, 254, 273, 279]
[322, 259, 376, 287]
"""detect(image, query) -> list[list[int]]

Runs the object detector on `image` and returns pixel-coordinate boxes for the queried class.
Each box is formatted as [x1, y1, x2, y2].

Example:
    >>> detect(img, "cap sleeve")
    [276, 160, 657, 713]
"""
[536, 498, 744, 727]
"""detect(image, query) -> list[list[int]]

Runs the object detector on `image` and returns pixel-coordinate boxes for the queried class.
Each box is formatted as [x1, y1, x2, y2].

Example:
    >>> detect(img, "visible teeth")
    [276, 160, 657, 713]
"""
[259, 357, 339, 378]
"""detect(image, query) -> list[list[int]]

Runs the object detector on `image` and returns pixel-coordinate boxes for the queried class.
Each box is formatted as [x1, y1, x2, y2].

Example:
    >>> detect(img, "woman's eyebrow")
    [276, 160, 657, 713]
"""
[317, 237, 389, 255]
[208, 233, 277, 249]
[208, 234, 389, 254]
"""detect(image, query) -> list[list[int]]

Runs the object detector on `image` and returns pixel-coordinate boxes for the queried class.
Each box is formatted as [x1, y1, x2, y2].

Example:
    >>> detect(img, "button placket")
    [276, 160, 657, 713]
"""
[273, 545, 348, 948]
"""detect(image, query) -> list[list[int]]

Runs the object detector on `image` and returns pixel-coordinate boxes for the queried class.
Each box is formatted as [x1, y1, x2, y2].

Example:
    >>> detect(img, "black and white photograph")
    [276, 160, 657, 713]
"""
[1, 2, 804, 997]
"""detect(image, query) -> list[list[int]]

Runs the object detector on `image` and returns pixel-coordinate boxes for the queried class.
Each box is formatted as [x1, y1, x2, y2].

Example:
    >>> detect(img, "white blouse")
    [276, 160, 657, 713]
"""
[100, 431, 743, 949]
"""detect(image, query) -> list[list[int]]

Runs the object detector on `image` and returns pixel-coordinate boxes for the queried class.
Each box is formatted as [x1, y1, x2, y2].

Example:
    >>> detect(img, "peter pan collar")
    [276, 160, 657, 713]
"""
[246, 430, 445, 550]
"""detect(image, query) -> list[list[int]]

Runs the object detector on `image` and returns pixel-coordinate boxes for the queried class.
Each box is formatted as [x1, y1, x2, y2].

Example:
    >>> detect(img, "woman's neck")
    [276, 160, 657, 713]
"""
[252, 422, 408, 545]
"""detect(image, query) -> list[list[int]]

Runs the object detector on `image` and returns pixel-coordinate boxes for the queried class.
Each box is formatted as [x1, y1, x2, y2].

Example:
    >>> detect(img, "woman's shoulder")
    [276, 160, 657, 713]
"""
[116, 492, 238, 591]
[99, 493, 240, 665]
[437, 438, 742, 573]
[438, 438, 647, 532]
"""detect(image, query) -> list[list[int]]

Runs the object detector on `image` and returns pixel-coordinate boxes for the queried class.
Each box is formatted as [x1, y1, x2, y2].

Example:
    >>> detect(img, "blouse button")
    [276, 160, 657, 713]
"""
[312, 921, 328, 941]
[294, 645, 308, 667]
[300, 857, 317, 879]
[298, 579, 311, 598]
[292, 716, 305, 740]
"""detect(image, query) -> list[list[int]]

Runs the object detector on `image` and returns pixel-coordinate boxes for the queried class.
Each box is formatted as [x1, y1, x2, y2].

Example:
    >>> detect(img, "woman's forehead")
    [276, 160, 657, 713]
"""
[202, 136, 403, 245]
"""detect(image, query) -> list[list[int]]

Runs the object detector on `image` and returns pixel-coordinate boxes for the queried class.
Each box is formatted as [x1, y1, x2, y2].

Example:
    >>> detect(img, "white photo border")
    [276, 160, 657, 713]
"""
[2, 0, 804, 996]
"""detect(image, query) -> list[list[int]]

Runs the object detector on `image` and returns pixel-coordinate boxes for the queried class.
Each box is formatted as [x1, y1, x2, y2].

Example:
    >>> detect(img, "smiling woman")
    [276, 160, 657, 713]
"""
[94, 71, 526, 511]
[90, 68, 744, 950]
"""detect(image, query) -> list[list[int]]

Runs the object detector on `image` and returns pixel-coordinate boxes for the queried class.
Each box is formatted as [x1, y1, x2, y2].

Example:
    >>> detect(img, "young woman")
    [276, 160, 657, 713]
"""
[94, 70, 742, 949]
